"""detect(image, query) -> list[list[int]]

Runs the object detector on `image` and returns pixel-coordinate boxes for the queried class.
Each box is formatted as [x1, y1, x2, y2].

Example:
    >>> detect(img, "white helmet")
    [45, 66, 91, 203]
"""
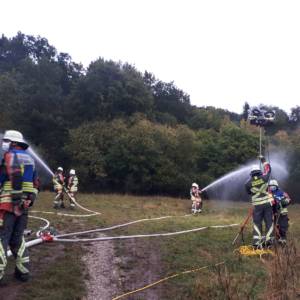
[192, 182, 199, 189]
[70, 169, 76, 175]
[57, 167, 63, 172]
[250, 165, 261, 175]
[3, 130, 28, 148]
[269, 179, 278, 187]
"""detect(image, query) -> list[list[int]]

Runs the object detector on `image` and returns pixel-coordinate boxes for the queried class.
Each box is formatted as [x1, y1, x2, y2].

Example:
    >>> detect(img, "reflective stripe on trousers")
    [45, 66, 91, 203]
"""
[16, 237, 29, 274]
[0, 240, 7, 280]
[0, 212, 29, 279]
[252, 202, 274, 245]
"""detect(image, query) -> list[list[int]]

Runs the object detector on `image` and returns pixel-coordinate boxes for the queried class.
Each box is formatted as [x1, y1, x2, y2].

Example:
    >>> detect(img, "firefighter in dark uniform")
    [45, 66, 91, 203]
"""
[269, 179, 291, 244]
[245, 163, 273, 248]
[0, 130, 39, 282]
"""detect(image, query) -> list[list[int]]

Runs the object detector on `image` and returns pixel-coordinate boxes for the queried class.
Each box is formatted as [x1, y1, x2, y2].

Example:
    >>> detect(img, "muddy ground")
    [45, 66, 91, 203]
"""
[1, 234, 163, 300]
[82, 235, 163, 300]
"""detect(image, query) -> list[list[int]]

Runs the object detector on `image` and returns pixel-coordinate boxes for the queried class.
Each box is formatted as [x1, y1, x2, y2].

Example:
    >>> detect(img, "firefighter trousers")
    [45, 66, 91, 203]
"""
[54, 189, 65, 208]
[0, 211, 29, 281]
[278, 214, 289, 240]
[252, 203, 274, 246]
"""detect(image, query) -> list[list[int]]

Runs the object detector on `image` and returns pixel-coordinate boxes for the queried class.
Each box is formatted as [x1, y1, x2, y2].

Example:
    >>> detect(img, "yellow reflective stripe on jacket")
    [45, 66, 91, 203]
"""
[252, 198, 272, 206]
[22, 181, 34, 193]
[3, 181, 34, 191]
[3, 182, 12, 191]
[0, 195, 12, 204]
[251, 182, 272, 205]
[0, 191, 12, 206]
[2, 181, 34, 193]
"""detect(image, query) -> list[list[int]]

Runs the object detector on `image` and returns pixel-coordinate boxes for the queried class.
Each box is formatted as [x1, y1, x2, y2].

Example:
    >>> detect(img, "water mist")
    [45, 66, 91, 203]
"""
[202, 152, 289, 201]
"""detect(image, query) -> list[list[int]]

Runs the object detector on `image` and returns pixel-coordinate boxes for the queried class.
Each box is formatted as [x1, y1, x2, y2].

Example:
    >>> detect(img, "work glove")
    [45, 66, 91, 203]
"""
[28, 193, 37, 207]
[22, 200, 32, 209]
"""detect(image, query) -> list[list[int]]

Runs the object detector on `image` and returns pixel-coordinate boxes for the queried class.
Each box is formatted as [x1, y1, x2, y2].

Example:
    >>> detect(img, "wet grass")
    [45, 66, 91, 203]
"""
[11, 192, 300, 299]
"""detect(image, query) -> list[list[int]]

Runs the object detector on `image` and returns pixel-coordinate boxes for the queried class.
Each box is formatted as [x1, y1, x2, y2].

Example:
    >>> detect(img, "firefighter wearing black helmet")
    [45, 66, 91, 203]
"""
[245, 163, 273, 248]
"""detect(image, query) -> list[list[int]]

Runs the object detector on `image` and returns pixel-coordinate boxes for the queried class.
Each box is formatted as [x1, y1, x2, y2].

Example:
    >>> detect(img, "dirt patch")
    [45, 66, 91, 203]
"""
[80, 236, 163, 300]
[1, 242, 66, 300]
[116, 238, 163, 300]
[81, 236, 120, 300]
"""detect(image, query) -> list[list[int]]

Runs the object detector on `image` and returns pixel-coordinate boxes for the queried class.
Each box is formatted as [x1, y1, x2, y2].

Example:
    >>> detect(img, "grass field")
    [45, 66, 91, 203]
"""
[6, 192, 300, 300]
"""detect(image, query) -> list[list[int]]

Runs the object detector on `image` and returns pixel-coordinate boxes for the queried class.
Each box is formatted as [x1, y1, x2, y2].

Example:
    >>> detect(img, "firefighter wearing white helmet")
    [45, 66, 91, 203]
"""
[0, 130, 39, 282]
[2, 130, 29, 151]
[190, 182, 202, 214]
[268, 179, 291, 244]
[52, 167, 65, 209]
[245, 162, 273, 248]
[67, 169, 78, 208]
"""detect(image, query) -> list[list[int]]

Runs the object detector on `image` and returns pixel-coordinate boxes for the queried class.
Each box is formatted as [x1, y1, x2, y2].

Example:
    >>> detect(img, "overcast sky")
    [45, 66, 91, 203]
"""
[1, 0, 300, 113]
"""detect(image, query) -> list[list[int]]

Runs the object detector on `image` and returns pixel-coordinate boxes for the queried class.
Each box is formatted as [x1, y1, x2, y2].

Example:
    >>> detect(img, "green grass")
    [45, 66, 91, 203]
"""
[11, 192, 300, 299]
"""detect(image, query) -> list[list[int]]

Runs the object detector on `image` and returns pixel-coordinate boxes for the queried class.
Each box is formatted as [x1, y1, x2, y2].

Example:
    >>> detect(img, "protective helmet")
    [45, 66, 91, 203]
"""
[57, 167, 63, 172]
[250, 165, 261, 176]
[269, 179, 278, 187]
[70, 169, 76, 175]
[3, 130, 28, 149]
[192, 183, 199, 189]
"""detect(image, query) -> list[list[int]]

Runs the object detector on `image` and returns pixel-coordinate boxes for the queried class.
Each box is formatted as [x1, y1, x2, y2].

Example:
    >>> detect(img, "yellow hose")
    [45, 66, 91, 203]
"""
[237, 245, 274, 256]
[112, 261, 225, 300]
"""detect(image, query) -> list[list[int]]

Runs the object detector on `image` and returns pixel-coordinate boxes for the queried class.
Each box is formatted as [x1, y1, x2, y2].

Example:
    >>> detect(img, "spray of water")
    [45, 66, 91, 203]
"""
[0, 133, 3, 158]
[26, 147, 54, 177]
[202, 151, 289, 201]
[0, 133, 54, 178]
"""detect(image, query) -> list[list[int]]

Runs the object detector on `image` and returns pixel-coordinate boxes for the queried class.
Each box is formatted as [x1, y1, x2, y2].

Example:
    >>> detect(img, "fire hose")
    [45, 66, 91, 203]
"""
[55, 215, 191, 238]
[64, 188, 101, 215]
[53, 223, 238, 243]
[31, 188, 101, 217]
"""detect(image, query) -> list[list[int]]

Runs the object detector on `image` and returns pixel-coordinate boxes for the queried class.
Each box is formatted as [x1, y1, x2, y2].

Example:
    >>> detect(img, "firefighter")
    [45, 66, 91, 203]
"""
[259, 155, 271, 175]
[52, 167, 65, 209]
[0, 130, 39, 282]
[190, 183, 202, 214]
[245, 164, 273, 248]
[67, 169, 78, 208]
[268, 179, 291, 244]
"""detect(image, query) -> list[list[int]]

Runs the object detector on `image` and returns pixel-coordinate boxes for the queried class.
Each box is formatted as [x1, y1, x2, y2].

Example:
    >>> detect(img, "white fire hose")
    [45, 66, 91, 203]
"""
[54, 223, 239, 243]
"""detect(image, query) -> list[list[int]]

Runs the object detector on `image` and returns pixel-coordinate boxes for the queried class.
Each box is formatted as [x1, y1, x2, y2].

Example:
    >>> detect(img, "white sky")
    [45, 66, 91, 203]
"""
[1, 0, 300, 113]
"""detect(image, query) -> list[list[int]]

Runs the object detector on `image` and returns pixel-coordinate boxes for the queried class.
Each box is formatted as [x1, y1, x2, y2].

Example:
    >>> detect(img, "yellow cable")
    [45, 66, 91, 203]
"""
[237, 245, 274, 256]
[112, 261, 225, 300]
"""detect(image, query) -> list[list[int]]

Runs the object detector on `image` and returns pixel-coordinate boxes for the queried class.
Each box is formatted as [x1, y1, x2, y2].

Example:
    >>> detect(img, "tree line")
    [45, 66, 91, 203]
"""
[0, 32, 299, 199]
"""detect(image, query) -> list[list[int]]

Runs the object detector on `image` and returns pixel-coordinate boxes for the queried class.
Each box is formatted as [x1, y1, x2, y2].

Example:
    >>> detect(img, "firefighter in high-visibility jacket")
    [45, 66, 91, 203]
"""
[52, 167, 65, 209]
[269, 179, 291, 244]
[67, 169, 78, 208]
[245, 164, 273, 248]
[190, 183, 202, 214]
[0, 130, 39, 282]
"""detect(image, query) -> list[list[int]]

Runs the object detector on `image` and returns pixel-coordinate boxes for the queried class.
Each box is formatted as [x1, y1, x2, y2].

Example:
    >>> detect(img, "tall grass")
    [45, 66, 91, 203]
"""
[263, 239, 300, 299]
